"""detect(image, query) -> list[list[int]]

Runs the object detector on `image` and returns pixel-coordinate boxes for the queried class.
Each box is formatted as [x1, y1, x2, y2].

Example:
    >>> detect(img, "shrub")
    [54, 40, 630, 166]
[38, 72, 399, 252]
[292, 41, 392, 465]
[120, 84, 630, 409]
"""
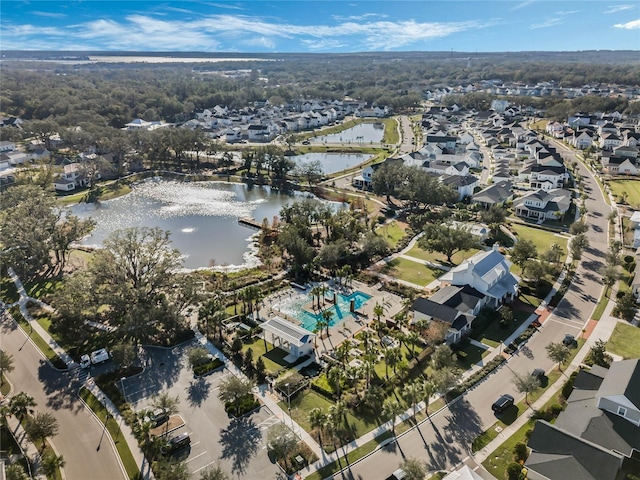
[513, 442, 528, 462]
[506, 462, 524, 480]
[225, 394, 259, 417]
[193, 358, 224, 376]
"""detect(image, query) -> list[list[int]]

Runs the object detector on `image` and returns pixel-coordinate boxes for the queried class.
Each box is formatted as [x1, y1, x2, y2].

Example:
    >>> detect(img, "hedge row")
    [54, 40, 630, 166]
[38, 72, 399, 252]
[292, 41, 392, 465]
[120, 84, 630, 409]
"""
[193, 358, 225, 376]
[448, 356, 506, 399]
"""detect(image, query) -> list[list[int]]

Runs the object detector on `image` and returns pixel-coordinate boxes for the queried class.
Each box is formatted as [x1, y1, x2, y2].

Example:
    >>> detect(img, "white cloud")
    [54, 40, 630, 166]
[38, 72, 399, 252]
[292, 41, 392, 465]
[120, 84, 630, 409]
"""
[510, 1, 535, 11]
[614, 19, 640, 29]
[31, 11, 68, 19]
[332, 13, 388, 21]
[555, 10, 579, 16]
[0, 13, 491, 52]
[604, 5, 635, 14]
[530, 17, 563, 29]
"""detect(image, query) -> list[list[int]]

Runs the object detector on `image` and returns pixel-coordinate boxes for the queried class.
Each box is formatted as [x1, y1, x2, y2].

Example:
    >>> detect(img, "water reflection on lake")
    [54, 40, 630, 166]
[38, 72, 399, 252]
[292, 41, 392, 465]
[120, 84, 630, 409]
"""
[310, 122, 385, 144]
[291, 152, 371, 174]
[71, 179, 336, 270]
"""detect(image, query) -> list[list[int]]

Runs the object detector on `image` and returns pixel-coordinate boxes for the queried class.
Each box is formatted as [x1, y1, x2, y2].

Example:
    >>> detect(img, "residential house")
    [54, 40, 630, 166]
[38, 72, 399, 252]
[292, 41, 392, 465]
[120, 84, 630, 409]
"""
[438, 245, 520, 307]
[525, 360, 640, 480]
[411, 285, 484, 344]
[529, 164, 567, 190]
[52, 163, 96, 192]
[471, 181, 513, 209]
[602, 156, 638, 176]
[513, 188, 572, 221]
[600, 133, 623, 151]
[571, 130, 594, 150]
[441, 174, 478, 201]
[0, 141, 15, 152]
[614, 145, 639, 159]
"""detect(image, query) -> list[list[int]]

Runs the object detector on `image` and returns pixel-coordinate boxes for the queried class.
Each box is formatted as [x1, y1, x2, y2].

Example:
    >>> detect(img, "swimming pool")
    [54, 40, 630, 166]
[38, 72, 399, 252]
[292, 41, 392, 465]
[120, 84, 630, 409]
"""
[277, 290, 371, 332]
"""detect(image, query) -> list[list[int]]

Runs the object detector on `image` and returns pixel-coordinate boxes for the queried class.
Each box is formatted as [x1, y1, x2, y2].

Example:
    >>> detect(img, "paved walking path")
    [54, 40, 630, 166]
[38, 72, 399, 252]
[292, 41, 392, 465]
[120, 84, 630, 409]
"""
[6, 268, 154, 480]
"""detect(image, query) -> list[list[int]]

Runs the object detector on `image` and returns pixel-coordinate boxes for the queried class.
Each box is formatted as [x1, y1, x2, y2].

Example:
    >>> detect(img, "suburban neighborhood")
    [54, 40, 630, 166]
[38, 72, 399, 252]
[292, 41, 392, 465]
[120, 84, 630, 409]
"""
[1, 40, 640, 480]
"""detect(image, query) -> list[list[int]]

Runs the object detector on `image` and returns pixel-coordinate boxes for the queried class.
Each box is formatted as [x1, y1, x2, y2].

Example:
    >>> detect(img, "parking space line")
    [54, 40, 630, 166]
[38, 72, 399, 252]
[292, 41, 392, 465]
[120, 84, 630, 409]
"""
[191, 441, 201, 447]
[185, 451, 207, 463]
[192, 461, 216, 474]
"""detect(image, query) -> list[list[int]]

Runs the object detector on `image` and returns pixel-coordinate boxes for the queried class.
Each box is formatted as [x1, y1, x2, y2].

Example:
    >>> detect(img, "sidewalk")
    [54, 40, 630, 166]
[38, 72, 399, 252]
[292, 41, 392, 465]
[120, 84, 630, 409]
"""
[7, 268, 154, 480]
[473, 304, 621, 466]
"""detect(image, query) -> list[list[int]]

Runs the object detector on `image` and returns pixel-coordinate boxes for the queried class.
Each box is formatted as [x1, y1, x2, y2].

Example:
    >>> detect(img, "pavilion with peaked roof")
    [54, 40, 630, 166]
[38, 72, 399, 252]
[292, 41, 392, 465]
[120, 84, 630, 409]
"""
[260, 316, 315, 362]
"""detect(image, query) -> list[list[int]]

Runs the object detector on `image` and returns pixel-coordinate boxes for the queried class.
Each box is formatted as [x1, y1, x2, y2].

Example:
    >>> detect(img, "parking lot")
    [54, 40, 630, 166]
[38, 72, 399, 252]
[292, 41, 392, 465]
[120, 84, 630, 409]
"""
[121, 341, 283, 478]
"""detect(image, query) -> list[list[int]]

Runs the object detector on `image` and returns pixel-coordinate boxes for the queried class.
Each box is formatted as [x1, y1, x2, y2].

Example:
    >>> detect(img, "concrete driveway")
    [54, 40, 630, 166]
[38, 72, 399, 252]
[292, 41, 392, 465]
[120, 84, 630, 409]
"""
[122, 341, 282, 479]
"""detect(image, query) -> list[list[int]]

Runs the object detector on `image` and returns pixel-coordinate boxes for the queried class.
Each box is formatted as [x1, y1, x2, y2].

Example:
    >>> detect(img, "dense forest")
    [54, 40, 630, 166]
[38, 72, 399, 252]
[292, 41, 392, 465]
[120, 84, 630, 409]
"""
[1, 50, 639, 137]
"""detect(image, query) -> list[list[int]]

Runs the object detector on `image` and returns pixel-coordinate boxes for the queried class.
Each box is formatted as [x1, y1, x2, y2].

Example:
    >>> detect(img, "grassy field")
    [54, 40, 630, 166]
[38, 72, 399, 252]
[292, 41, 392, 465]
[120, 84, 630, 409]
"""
[381, 257, 442, 286]
[56, 182, 132, 206]
[10, 307, 67, 369]
[607, 322, 640, 359]
[376, 221, 407, 249]
[405, 245, 481, 266]
[510, 224, 568, 275]
[381, 117, 400, 145]
[471, 309, 531, 348]
[241, 338, 293, 375]
[607, 179, 640, 208]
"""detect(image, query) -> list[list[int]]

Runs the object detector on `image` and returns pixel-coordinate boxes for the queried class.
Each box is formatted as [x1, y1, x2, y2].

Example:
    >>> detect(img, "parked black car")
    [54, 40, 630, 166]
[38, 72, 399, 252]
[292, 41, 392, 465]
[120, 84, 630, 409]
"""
[492, 394, 514, 413]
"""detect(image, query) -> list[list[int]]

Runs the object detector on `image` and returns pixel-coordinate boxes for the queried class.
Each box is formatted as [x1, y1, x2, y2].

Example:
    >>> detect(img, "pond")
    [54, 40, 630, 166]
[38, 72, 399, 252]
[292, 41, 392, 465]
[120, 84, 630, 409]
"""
[310, 122, 385, 145]
[71, 179, 339, 270]
[290, 152, 371, 174]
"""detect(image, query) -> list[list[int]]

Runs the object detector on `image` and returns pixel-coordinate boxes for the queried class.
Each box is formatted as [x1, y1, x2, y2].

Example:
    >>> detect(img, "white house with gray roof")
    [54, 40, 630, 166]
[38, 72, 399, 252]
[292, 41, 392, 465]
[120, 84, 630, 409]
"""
[439, 245, 520, 307]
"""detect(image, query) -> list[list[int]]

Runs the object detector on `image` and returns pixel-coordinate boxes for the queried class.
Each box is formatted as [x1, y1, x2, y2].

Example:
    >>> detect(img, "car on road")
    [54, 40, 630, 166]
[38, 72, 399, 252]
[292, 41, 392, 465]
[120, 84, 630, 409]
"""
[161, 432, 190, 455]
[492, 394, 514, 413]
[531, 368, 545, 379]
[562, 333, 575, 346]
[80, 348, 112, 369]
[390, 468, 407, 480]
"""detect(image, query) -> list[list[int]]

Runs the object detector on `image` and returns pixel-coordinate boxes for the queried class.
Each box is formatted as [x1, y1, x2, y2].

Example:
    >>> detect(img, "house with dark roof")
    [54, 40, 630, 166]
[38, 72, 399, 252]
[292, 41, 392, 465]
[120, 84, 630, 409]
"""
[525, 360, 640, 480]
[411, 284, 483, 344]
[441, 174, 478, 201]
[471, 181, 513, 209]
[513, 188, 572, 221]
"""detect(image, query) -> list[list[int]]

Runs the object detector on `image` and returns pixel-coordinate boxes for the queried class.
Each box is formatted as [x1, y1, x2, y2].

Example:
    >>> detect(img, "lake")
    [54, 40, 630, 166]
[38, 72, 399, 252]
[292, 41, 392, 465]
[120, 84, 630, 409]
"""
[71, 179, 336, 270]
[290, 152, 371, 174]
[310, 122, 385, 145]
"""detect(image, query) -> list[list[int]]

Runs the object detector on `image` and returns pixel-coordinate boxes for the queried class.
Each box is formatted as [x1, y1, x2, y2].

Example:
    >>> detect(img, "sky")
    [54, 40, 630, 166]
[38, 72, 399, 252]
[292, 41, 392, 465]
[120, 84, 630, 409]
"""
[1, 1, 639, 53]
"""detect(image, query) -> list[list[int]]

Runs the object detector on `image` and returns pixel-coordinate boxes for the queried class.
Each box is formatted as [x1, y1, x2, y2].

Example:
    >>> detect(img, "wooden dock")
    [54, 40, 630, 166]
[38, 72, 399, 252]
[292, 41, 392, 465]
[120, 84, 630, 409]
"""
[239, 217, 264, 229]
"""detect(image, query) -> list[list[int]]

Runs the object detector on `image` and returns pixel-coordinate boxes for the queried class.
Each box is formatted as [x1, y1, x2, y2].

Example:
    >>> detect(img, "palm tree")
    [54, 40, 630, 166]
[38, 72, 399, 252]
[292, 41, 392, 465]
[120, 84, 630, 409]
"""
[402, 382, 422, 422]
[321, 309, 334, 338]
[384, 347, 402, 379]
[406, 331, 420, 359]
[9, 392, 36, 430]
[310, 286, 321, 311]
[0, 351, 15, 386]
[363, 384, 384, 414]
[373, 302, 385, 333]
[152, 393, 180, 435]
[308, 407, 327, 447]
[328, 400, 347, 430]
[315, 318, 327, 342]
[335, 340, 351, 366]
[421, 380, 436, 417]
[327, 366, 343, 399]
[382, 398, 403, 437]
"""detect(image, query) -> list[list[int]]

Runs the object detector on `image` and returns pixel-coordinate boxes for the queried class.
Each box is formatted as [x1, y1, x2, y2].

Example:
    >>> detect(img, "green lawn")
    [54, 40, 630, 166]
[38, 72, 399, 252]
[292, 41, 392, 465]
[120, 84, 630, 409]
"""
[607, 322, 640, 359]
[381, 117, 400, 145]
[607, 179, 640, 209]
[376, 221, 407, 249]
[510, 224, 568, 275]
[455, 343, 489, 370]
[381, 257, 441, 286]
[471, 309, 531, 348]
[241, 338, 293, 375]
[0, 276, 19, 303]
[10, 307, 67, 369]
[404, 245, 480, 266]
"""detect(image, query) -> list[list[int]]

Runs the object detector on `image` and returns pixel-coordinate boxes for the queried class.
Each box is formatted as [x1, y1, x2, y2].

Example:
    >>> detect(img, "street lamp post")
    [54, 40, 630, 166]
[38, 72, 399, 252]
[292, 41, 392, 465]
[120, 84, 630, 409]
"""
[285, 382, 292, 430]
[120, 377, 128, 404]
[97, 397, 110, 451]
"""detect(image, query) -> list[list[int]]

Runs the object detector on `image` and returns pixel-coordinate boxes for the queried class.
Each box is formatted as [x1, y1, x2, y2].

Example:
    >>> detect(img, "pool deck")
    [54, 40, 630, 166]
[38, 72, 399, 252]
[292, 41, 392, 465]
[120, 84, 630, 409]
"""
[258, 279, 404, 356]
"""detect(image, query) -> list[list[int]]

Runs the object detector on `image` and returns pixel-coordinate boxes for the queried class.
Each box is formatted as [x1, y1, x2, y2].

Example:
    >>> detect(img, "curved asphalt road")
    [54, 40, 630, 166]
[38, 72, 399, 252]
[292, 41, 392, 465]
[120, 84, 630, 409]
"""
[338, 142, 610, 479]
[1, 316, 125, 480]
